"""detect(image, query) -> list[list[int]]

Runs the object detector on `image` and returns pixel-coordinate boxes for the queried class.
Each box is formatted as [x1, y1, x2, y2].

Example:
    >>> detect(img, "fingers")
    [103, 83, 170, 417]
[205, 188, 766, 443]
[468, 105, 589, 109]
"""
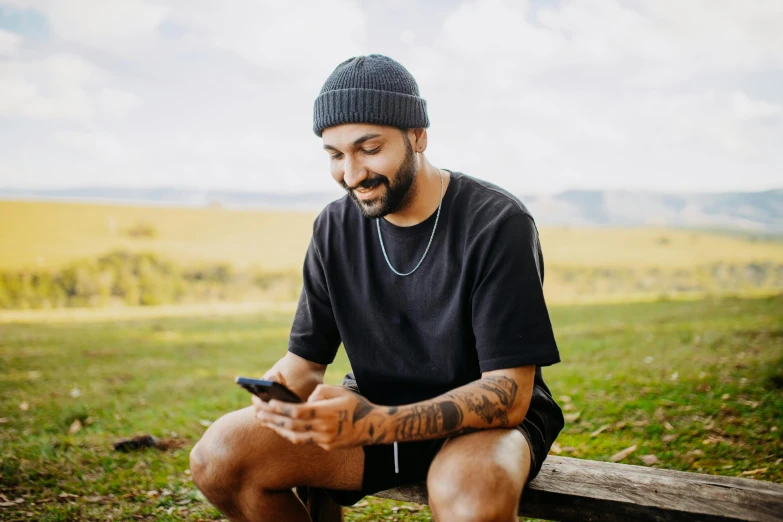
[251, 394, 270, 413]
[256, 401, 339, 447]
[257, 410, 320, 432]
[266, 400, 317, 419]
[263, 421, 333, 449]
[253, 370, 288, 411]
[255, 388, 357, 452]
[308, 384, 348, 403]
[261, 370, 287, 386]
[259, 411, 336, 449]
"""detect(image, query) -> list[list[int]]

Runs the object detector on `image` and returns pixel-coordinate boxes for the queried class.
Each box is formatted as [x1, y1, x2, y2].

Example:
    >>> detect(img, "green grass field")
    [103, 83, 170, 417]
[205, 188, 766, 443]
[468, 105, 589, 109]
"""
[1, 295, 781, 521]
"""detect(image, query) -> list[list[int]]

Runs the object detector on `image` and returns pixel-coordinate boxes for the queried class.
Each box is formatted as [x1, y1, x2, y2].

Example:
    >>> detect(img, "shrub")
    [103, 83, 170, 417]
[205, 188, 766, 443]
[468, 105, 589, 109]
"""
[124, 221, 158, 239]
[0, 250, 302, 309]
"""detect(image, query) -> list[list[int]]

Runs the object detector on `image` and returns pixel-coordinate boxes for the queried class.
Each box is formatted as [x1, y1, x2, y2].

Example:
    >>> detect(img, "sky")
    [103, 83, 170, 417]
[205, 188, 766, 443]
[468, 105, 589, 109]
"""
[0, 0, 781, 196]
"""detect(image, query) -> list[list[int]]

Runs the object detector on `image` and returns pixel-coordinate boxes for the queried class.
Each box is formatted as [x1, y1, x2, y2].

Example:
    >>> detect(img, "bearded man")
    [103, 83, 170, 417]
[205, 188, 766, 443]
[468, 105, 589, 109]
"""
[190, 54, 564, 522]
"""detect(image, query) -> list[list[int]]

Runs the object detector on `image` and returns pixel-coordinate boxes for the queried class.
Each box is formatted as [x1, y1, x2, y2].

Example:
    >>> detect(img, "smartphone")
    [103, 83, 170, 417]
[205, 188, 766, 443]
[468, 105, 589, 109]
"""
[235, 376, 303, 403]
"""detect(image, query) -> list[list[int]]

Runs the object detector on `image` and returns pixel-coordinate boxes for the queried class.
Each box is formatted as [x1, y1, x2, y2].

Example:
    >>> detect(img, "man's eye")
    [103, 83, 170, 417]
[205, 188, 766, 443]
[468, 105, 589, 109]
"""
[330, 148, 378, 160]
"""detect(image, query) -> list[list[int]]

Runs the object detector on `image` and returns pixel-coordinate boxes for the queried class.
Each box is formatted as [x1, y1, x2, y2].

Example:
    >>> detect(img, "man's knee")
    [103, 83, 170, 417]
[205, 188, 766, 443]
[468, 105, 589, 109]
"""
[427, 455, 521, 522]
[190, 414, 238, 503]
[190, 407, 271, 503]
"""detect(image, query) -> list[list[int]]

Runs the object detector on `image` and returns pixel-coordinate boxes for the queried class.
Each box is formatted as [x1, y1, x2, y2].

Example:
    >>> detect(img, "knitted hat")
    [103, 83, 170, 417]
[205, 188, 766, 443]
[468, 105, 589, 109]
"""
[313, 54, 430, 137]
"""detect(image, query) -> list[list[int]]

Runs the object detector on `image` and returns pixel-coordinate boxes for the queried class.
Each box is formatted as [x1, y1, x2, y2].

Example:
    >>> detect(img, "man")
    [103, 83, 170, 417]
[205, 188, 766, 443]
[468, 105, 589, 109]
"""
[190, 54, 564, 522]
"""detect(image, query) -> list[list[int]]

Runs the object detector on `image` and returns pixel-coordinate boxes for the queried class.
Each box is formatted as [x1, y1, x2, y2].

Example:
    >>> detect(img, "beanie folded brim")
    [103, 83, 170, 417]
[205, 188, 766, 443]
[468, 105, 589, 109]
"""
[313, 88, 430, 137]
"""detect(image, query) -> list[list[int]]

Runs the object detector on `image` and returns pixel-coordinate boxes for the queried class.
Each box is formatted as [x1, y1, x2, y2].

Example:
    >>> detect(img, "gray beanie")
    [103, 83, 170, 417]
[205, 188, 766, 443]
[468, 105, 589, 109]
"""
[313, 54, 430, 137]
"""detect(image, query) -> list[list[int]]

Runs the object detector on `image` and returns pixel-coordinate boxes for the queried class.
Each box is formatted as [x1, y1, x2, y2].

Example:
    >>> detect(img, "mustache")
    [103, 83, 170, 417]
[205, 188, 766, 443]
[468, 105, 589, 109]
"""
[343, 175, 389, 192]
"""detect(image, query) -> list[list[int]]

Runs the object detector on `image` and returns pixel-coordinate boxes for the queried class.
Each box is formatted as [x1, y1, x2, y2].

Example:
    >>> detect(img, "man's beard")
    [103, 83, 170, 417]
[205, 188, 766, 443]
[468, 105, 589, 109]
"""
[343, 136, 417, 219]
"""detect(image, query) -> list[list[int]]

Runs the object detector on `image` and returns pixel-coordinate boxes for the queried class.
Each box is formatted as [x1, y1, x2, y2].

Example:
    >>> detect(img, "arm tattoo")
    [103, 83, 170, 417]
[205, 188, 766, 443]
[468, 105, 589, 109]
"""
[346, 376, 523, 446]
[393, 401, 464, 440]
[388, 376, 520, 443]
[461, 376, 519, 425]
[353, 396, 374, 423]
[463, 394, 509, 425]
[478, 377, 518, 406]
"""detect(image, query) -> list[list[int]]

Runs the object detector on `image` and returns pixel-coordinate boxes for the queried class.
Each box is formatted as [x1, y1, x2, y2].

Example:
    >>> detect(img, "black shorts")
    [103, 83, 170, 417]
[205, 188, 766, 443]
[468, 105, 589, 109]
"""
[322, 373, 562, 507]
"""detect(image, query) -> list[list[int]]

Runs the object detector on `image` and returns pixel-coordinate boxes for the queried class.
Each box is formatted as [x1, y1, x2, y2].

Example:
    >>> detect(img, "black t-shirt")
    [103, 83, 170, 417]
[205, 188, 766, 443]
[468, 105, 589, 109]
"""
[288, 170, 561, 413]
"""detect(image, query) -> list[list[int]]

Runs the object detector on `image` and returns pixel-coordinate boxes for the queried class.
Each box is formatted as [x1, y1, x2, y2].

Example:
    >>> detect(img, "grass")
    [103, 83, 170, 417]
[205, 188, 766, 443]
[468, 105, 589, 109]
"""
[3, 200, 783, 306]
[3, 200, 783, 273]
[0, 200, 317, 272]
[1, 295, 782, 521]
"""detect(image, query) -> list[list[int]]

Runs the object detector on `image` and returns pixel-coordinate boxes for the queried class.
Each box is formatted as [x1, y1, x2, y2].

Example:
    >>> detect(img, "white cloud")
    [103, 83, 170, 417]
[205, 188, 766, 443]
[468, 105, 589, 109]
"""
[0, 0, 781, 194]
[55, 130, 125, 159]
[434, 0, 783, 85]
[97, 89, 142, 118]
[163, 0, 367, 76]
[400, 0, 783, 193]
[0, 54, 98, 120]
[0, 53, 141, 120]
[732, 91, 782, 120]
[11, 0, 168, 52]
[642, 0, 783, 69]
[0, 28, 21, 56]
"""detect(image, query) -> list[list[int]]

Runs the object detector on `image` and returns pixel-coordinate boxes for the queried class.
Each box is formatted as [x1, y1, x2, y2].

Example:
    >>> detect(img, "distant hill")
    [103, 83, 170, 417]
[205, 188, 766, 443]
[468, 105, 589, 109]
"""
[521, 189, 783, 233]
[2, 186, 781, 233]
[0, 187, 340, 211]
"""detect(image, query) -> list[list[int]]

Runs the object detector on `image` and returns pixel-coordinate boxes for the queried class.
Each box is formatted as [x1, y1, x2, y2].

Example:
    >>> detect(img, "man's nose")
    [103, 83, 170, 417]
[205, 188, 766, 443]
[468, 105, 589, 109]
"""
[343, 156, 368, 189]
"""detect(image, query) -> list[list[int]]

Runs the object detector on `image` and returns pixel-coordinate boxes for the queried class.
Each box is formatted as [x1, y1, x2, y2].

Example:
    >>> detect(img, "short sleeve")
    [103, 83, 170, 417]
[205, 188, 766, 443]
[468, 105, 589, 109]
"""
[471, 213, 560, 373]
[287, 235, 341, 365]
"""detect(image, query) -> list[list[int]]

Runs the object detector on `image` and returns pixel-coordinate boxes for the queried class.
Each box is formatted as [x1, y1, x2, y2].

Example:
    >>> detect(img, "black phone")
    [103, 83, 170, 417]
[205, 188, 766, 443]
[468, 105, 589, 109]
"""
[235, 376, 303, 403]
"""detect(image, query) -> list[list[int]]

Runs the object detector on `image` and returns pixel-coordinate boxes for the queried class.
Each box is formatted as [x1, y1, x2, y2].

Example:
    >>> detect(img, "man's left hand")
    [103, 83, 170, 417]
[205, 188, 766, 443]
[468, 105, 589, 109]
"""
[254, 384, 379, 451]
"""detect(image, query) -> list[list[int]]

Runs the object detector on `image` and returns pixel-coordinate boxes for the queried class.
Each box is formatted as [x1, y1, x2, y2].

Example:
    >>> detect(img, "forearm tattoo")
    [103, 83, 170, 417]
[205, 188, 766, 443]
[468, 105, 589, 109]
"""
[350, 375, 521, 445]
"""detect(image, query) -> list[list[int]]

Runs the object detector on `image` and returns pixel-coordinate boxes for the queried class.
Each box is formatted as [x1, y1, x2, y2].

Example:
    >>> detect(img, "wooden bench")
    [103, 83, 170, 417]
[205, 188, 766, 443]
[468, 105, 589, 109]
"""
[298, 455, 783, 521]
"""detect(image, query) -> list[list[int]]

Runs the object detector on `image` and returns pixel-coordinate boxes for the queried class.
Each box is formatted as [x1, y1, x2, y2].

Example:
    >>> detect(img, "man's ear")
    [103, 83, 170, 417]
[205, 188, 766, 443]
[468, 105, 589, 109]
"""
[412, 128, 427, 153]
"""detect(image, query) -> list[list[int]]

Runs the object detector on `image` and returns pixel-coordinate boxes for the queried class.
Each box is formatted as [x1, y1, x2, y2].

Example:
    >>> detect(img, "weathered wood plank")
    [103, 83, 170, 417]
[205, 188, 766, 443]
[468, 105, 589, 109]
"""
[373, 456, 783, 522]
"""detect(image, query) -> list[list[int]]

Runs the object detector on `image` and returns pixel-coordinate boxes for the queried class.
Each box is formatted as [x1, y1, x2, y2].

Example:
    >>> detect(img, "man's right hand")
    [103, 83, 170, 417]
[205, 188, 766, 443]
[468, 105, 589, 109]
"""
[251, 370, 288, 415]
[249, 352, 327, 418]
[261, 369, 287, 385]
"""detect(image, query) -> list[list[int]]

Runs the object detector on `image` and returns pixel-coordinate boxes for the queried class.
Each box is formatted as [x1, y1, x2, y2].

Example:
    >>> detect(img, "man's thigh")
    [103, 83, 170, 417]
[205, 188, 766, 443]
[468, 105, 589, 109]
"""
[427, 428, 531, 497]
[192, 406, 365, 492]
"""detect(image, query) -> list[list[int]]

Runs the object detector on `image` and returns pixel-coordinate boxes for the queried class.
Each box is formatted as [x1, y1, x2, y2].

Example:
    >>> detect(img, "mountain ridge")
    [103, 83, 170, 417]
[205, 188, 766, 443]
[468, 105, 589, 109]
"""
[2, 186, 781, 233]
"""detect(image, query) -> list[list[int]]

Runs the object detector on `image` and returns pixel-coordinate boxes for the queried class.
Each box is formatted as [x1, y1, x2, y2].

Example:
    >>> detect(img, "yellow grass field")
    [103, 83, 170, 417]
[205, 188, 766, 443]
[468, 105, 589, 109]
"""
[2, 199, 782, 272]
[539, 226, 783, 269]
[0, 200, 316, 271]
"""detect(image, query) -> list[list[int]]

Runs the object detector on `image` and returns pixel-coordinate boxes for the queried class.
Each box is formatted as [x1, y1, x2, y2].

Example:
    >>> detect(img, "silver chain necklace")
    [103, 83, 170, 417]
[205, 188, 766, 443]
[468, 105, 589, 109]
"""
[376, 168, 444, 276]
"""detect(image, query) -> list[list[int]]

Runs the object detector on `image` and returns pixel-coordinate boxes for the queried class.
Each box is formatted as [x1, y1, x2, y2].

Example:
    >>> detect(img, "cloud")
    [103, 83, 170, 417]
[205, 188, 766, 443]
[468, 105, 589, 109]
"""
[0, 52, 141, 120]
[0, 28, 21, 56]
[54, 129, 125, 159]
[642, 0, 783, 69]
[732, 91, 782, 120]
[97, 89, 141, 118]
[9, 0, 168, 52]
[398, 0, 783, 192]
[432, 0, 783, 86]
[0, 0, 781, 193]
[162, 0, 367, 74]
